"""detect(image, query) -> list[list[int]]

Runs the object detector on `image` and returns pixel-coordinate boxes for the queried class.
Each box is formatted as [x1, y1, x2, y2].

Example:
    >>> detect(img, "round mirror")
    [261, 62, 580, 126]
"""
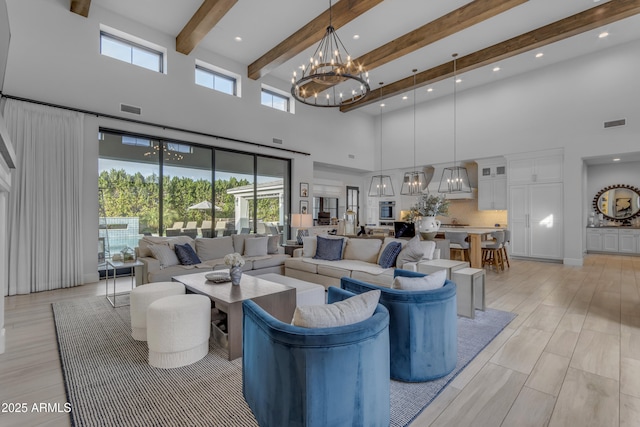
[592, 184, 640, 223]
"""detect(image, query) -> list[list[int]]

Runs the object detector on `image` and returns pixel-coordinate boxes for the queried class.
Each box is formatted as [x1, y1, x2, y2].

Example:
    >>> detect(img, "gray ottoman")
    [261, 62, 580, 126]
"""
[258, 273, 325, 306]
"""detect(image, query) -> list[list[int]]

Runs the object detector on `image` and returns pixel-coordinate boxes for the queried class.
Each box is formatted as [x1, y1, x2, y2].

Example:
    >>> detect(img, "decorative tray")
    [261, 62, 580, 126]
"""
[205, 271, 231, 283]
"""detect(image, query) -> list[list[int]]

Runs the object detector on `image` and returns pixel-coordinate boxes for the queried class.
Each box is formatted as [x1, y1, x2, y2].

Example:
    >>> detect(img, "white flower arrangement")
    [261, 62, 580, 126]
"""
[412, 194, 450, 217]
[224, 252, 245, 268]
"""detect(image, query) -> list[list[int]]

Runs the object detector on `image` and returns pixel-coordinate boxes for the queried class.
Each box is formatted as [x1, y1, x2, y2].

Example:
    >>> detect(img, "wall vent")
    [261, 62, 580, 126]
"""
[604, 118, 626, 128]
[272, 138, 283, 144]
[120, 103, 141, 115]
[348, 154, 355, 159]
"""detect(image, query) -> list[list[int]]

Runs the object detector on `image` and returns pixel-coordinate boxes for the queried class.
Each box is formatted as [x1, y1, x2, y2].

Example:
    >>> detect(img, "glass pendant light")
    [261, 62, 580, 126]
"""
[401, 69, 427, 195]
[439, 53, 471, 194]
[369, 83, 395, 197]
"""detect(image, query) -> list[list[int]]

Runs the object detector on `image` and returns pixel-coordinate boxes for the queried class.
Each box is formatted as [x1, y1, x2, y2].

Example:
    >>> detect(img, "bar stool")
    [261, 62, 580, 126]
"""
[481, 230, 505, 272]
[445, 231, 469, 262]
[501, 230, 511, 269]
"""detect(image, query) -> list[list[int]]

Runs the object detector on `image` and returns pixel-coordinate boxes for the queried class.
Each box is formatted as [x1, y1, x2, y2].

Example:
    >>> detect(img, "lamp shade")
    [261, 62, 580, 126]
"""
[291, 214, 313, 228]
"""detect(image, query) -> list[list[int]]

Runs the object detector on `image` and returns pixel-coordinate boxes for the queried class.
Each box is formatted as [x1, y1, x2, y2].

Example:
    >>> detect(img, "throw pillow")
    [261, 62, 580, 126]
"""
[267, 235, 280, 254]
[396, 235, 424, 268]
[378, 241, 403, 268]
[292, 290, 381, 328]
[195, 236, 235, 261]
[302, 236, 317, 257]
[174, 243, 201, 266]
[244, 236, 269, 257]
[392, 270, 447, 291]
[343, 238, 382, 263]
[376, 237, 407, 264]
[313, 236, 344, 261]
[148, 244, 180, 268]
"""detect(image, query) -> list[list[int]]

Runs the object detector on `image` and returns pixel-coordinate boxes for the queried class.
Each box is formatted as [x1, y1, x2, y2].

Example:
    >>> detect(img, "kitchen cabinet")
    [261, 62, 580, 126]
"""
[509, 183, 563, 260]
[508, 152, 563, 185]
[588, 228, 640, 254]
[476, 157, 507, 210]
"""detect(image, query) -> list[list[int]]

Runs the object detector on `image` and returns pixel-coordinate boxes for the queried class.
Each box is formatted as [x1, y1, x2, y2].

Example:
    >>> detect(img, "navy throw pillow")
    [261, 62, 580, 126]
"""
[378, 241, 403, 268]
[174, 243, 201, 266]
[313, 236, 344, 261]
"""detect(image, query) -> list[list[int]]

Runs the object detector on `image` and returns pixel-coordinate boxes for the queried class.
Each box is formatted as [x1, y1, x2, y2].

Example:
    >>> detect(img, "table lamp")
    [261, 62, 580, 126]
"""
[291, 213, 313, 244]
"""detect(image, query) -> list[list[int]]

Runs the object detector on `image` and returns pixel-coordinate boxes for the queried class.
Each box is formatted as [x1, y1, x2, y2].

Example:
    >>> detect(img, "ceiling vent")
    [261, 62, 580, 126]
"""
[120, 103, 141, 115]
[272, 138, 283, 144]
[604, 118, 626, 128]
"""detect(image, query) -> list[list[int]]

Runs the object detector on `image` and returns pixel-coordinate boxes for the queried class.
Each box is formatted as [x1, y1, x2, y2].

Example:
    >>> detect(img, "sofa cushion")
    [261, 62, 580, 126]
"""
[314, 236, 344, 261]
[344, 238, 382, 263]
[196, 237, 235, 261]
[174, 243, 201, 265]
[252, 254, 289, 270]
[139, 236, 195, 257]
[378, 241, 403, 268]
[292, 290, 381, 328]
[267, 235, 280, 254]
[351, 269, 395, 288]
[377, 237, 408, 264]
[284, 257, 318, 273]
[396, 236, 424, 268]
[317, 264, 352, 279]
[392, 269, 446, 291]
[232, 234, 255, 255]
[245, 237, 268, 257]
[148, 244, 180, 268]
[302, 236, 317, 258]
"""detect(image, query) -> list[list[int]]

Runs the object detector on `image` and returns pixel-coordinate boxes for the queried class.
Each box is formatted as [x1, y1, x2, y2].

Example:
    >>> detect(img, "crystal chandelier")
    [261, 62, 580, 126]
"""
[369, 83, 394, 197]
[439, 53, 471, 194]
[401, 69, 427, 195]
[291, 0, 370, 108]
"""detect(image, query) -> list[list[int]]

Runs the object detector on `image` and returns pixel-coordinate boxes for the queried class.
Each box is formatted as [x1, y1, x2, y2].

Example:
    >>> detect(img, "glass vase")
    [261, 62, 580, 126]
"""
[230, 266, 243, 286]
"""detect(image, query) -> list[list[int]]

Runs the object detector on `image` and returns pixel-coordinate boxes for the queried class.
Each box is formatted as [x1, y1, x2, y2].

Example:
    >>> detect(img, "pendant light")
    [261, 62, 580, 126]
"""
[439, 53, 471, 194]
[401, 69, 428, 195]
[369, 83, 394, 197]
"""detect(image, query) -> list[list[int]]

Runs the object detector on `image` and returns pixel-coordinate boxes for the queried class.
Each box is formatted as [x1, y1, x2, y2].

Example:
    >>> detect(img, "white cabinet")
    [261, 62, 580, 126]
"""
[476, 157, 507, 211]
[508, 153, 563, 185]
[586, 228, 640, 254]
[509, 183, 563, 260]
[478, 179, 507, 210]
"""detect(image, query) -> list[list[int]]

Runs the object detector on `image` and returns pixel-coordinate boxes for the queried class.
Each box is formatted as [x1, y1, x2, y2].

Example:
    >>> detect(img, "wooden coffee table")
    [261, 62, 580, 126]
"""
[172, 271, 296, 360]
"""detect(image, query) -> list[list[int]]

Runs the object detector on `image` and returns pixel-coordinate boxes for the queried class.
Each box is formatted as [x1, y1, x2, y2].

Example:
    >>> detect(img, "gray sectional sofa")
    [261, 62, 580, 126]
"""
[284, 235, 446, 290]
[136, 234, 288, 284]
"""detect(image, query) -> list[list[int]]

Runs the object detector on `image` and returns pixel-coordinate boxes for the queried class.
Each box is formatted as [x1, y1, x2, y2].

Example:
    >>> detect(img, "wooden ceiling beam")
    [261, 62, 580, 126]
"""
[341, 0, 640, 112]
[176, 0, 238, 55]
[247, 0, 384, 80]
[301, 0, 527, 97]
[70, 0, 91, 17]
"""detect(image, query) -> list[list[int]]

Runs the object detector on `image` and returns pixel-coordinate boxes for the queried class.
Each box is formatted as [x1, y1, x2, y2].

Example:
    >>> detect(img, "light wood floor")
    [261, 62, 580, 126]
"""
[1, 254, 639, 427]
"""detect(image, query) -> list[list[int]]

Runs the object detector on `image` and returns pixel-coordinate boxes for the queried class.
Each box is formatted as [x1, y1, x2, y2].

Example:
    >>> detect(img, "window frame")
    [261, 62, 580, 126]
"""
[99, 25, 166, 74]
[194, 62, 240, 97]
[261, 84, 294, 114]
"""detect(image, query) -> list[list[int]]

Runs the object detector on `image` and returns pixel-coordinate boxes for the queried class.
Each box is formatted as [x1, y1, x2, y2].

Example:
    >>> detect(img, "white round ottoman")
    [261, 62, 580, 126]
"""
[147, 294, 211, 369]
[129, 282, 185, 341]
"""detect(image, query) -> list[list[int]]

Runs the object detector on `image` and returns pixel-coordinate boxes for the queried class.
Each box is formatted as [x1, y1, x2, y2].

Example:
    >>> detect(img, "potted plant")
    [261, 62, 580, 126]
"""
[411, 194, 449, 239]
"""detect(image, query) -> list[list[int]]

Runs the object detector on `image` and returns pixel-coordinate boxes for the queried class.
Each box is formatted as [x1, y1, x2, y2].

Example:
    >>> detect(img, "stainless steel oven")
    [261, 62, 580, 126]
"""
[379, 201, 395, 220]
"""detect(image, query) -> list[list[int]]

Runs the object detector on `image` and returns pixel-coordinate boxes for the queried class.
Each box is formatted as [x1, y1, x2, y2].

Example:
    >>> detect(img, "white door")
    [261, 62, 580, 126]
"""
[509, 185, 529, 257]
[602, 232, 619, 252]
[493, 178, 507, 210]
[619, 232, 636, 253]
[528, 183, 563, 259]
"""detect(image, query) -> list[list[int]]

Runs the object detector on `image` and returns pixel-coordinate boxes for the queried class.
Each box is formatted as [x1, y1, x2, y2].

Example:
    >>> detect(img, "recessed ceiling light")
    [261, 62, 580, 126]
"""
[234, 36, 242, 42]
[456, 78, 462, 83]
[613, 158, 621, 162]
[353, 34, 360, 40]
[402, 96, 408, 100]
[599, 31, 609, 38]
[427, 88, 433, 92]
[493, 66, 500, 72]
[535, 52, 544, 58]
[380, 103, 385, 107]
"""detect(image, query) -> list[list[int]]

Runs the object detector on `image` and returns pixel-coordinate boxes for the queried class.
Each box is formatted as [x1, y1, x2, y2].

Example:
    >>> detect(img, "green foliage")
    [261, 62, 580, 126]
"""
[99, 169, 281, 233]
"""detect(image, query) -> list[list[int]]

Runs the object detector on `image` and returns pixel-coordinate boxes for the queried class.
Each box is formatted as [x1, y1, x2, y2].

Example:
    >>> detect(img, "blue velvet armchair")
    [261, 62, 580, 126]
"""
[341, 269, 457, 382]
[242, 287, 390, 427]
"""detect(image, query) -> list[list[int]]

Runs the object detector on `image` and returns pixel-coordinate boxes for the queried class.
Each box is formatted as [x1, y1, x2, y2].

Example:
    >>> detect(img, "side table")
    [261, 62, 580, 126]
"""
[105, 259, 144, 308]
[417, 259, 470, 279]
[282, 244, 303, 257]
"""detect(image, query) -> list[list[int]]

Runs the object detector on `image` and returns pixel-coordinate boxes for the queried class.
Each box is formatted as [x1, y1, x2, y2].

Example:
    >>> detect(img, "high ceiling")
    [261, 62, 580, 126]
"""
[76, 0, 640, 115]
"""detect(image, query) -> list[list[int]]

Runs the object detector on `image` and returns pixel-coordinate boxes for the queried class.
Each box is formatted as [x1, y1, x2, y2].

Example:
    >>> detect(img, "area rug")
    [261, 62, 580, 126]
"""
[52, 296, 515, 427]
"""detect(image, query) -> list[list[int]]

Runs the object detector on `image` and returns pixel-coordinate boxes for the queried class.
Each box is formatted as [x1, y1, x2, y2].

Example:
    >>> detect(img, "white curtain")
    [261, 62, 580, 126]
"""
[4, 99, 84, 295]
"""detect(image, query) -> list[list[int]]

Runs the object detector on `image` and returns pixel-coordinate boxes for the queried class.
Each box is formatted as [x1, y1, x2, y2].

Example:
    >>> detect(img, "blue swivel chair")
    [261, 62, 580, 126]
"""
[341, 269, 457, 382]
[242, 287, 390, 427]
